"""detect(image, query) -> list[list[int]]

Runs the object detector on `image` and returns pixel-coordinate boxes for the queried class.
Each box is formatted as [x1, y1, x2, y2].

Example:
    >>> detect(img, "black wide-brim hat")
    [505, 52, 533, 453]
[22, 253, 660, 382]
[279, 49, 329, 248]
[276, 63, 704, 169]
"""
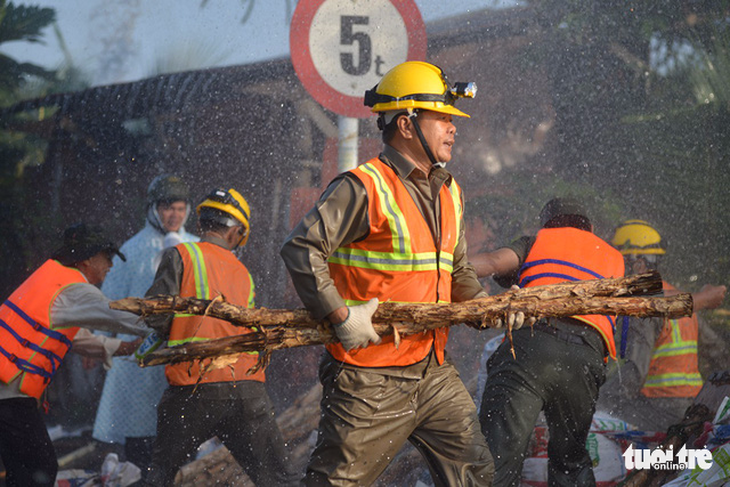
[51, 223, 126, 265]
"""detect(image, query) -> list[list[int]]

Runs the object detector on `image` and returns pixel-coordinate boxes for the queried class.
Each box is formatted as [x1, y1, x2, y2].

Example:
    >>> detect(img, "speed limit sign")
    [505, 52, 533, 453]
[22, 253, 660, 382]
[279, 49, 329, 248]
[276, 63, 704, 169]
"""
[290, 0, 427, 118]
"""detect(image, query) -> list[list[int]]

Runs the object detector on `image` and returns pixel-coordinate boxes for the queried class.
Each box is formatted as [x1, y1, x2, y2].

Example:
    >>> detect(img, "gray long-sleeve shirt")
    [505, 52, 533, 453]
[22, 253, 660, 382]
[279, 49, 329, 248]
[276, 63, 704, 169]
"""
[280, 144, 486, 321]
[0, 281, 148, 400]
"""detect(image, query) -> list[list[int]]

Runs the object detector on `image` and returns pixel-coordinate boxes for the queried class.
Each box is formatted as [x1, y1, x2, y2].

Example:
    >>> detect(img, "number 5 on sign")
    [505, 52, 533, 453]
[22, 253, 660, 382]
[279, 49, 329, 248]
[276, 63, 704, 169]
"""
[291, 0, 427, 119]
[340, 16, 373, 76]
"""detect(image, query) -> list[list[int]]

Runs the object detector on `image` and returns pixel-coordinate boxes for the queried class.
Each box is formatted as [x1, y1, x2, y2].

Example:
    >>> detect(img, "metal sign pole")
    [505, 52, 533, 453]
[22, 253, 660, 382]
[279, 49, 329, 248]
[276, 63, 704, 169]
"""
[338, 116, 359, 172]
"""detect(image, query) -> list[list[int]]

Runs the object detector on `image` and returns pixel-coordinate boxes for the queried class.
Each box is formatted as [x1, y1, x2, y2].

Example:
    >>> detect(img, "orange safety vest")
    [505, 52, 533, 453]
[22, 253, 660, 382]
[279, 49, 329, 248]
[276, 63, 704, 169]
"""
[640, 281, 702, 398]
[327, 157, 462, 367]
[518, 227, 625, 359]
[0, 260, 85, 398]
[165, 242, 263, 386]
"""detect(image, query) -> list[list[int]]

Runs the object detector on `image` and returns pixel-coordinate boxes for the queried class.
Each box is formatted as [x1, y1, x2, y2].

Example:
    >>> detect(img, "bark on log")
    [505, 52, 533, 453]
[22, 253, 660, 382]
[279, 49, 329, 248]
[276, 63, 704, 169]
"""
[114, 271, 664, 324]
[108, 272, 692, 367]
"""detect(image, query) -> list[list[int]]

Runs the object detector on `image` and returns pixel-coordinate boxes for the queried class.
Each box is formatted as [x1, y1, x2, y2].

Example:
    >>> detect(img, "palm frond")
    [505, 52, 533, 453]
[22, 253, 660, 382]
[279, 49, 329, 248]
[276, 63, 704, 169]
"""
[0, 3, 55, 44]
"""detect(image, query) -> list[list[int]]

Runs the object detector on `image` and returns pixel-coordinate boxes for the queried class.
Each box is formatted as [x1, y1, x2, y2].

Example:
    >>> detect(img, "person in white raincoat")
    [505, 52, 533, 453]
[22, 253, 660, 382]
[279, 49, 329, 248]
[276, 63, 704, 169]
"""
[93, 175, 198, 474]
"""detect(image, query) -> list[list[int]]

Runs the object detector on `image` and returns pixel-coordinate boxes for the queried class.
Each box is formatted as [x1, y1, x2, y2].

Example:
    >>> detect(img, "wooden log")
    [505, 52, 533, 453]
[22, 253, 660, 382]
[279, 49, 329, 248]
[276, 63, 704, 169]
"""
[112, 272, 670, 329]
[132, 293, 691, 367]
[113, 272, 665, 325]
[108, 273, 693, 367]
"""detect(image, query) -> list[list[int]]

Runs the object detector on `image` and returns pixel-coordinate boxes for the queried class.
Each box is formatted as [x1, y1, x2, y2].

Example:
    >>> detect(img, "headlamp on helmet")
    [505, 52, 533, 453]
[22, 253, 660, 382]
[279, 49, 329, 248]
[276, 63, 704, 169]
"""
[363, 61, 476, 119]
[451, 82, 478, 100]
[364, 80, 477, 110]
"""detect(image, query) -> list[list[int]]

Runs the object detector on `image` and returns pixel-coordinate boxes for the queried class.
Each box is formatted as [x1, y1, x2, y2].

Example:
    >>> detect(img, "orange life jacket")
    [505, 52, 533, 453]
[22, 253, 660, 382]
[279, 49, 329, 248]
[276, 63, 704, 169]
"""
[518, 227, 625, 359]
[640, 281, 702, 398]
[165, 242, 263, 386]
[0, 260, 85, 398]
[327, 157, 462, 367]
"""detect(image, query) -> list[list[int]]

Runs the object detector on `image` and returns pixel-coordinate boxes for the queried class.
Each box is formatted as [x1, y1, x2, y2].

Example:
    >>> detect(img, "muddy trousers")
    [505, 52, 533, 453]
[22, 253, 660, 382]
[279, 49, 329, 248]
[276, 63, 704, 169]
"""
[479, 322, 607, 487]
[0, 397, 56, 487]
[144, 381, 298, 486]
[305, 355, 494, 486]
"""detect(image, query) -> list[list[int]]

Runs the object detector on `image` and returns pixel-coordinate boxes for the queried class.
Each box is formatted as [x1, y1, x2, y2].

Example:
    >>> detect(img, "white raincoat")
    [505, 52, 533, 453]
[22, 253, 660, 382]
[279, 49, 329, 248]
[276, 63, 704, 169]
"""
[93, 221, 197, 444]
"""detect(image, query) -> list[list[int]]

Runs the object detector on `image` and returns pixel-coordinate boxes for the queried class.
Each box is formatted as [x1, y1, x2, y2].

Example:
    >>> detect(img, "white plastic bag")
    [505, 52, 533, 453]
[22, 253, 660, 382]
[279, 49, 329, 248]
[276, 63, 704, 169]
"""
[100, 453, 141, 487]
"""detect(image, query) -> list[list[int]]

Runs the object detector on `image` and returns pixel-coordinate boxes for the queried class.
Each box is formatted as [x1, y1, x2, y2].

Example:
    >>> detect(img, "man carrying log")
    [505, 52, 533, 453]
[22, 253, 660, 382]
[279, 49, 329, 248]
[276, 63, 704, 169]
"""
[142, 188, 297, 486]
[0, 223, 149, 486]
[281, 61, 501, 486]
[472, 197, 625, 486]
[597, 220, 727, 431]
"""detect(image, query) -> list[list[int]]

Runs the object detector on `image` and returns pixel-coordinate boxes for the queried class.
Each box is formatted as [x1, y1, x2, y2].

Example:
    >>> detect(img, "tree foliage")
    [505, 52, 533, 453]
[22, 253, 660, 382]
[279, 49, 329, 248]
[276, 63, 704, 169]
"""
[0, 1, 75, 298]
[522, 0, 730, 289]
[0, 0, 56, 96]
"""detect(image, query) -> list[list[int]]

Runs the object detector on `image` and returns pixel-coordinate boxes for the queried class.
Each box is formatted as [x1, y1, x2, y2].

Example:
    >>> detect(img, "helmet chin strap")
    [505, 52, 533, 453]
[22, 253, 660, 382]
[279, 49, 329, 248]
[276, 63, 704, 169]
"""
[407, 109, 444, 168]
[233, 230, 247, 259]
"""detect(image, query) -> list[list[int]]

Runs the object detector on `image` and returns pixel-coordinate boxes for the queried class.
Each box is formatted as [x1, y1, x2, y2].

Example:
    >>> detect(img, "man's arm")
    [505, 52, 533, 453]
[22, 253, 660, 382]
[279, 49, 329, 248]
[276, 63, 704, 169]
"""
[451, 210, 490, 302]
[663, 284, 727, 312]
[51, 283, 149, 337]
[280, 174, 370, 321]
[144, 247, 184, 337]
[470, 248, 521, 280]
[491, 236, 534, 289]
[71, 328, 141, 370]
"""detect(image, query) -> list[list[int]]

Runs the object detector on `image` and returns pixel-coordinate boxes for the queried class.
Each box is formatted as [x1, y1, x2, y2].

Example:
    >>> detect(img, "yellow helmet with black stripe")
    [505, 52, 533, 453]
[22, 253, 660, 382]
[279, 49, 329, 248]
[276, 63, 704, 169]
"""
[611, 220, 665, 255]
[364, 61, 476, 118]
[196, 188, 251, 247]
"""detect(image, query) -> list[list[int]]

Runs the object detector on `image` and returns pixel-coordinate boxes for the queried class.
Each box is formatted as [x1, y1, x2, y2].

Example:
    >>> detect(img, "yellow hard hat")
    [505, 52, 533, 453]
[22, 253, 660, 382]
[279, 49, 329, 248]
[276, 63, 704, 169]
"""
[611, 220, 666, 255]
[363, 61, 476, 118]
[196, 188, 251, 247]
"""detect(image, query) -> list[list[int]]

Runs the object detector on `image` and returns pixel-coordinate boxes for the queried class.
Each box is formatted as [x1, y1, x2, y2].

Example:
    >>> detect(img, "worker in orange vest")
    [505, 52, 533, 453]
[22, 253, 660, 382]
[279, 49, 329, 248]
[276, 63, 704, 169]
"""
[0, 223, 149, 486]
[142, 188, 297, 486]
[473, 198, 624, 486]
[281, 61, 503, 486]
[596, 220, 726, 431]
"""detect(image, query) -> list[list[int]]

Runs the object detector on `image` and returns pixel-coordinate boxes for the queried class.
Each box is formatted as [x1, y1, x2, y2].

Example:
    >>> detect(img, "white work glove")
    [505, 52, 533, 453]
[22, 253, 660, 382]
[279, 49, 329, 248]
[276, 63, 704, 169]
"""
[493, 285, 535, 330]
[494, 311, 526, 329]
[509, 311, 526, 329]
[334, 298, 381, 351]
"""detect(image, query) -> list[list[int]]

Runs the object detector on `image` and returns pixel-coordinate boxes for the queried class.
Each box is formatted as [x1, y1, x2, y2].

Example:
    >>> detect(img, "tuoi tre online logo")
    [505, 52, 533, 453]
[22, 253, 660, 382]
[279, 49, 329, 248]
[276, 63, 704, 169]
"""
[623, 444, 713, 471]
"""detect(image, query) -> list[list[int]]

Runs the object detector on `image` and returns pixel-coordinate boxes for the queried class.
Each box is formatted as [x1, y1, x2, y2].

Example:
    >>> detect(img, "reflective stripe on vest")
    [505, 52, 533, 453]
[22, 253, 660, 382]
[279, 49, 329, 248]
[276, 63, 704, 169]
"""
[0, 312, 63, 378]
[329, 248, 454, 273]
[641, 281, 702, 397]
[169, 242, 212, 324]
[165, 242, 263, 385]
[186, 242, 210, 300]
[519, 258, 616, 332]
[518, 228, 625, 359]
[327, 163, 457, 275]
[0, 260, 84, 398]
[642, 371, 703, 389]
[326, 158, 461, 367]
[519, 259, 606, 287]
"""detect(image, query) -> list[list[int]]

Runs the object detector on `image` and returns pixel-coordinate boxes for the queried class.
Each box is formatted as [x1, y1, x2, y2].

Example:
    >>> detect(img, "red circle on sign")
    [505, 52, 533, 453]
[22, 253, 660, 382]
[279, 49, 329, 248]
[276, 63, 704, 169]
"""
[290, 0, 427, 119]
